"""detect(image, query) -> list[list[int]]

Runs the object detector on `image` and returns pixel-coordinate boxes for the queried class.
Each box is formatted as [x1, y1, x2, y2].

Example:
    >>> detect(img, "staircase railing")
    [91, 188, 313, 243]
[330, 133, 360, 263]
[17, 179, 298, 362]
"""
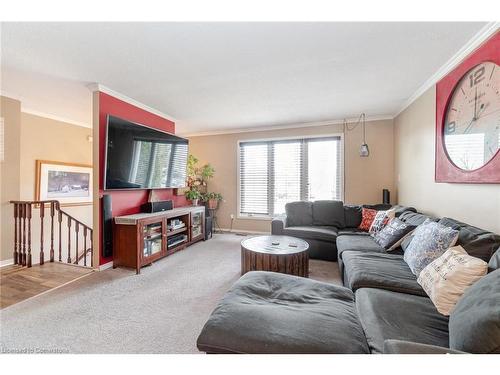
[10, 200, 93, 268]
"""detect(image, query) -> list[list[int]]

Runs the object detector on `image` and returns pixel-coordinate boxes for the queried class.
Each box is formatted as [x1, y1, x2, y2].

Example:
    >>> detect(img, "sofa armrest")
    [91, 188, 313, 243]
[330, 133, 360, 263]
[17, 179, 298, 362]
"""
[271, 216, 287, 235]
[383, 340, 466, 354]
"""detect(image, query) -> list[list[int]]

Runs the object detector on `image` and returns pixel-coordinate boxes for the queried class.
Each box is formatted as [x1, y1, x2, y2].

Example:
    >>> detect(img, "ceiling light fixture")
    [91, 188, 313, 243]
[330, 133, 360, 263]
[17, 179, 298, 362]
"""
[343, 113, 370, 157]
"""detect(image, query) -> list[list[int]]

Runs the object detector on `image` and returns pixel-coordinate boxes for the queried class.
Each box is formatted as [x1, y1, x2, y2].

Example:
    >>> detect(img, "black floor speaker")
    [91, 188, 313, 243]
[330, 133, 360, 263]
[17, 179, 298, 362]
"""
[102, 194, 113, 258]
[382, 189, 390, 205]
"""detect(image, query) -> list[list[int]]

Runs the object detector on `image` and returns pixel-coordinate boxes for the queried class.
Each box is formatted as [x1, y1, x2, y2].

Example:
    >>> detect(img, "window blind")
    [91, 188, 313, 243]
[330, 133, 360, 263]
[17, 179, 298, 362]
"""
[239, 136, 342, 217]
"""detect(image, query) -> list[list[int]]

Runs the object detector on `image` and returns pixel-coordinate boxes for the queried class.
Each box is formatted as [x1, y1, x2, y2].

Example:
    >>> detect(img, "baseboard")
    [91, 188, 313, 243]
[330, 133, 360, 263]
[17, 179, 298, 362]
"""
[218, 228, 270, 235]
[0, 258, 14, 267]
[98, 261, 114, 271]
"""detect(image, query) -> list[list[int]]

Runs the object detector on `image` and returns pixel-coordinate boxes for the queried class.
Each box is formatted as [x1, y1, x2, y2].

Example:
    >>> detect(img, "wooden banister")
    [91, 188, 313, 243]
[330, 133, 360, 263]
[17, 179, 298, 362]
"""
[10, 200, 93, 268]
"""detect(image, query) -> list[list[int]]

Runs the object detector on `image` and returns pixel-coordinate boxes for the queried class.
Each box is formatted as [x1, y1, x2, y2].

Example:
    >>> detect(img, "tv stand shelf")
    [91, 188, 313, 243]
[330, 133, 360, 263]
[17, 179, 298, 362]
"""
[113, 206, 205, 274]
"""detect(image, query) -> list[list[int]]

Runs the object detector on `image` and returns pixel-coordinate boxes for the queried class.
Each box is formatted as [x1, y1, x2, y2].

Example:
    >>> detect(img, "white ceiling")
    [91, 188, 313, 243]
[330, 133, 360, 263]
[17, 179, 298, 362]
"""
[0, 22, 488, 134]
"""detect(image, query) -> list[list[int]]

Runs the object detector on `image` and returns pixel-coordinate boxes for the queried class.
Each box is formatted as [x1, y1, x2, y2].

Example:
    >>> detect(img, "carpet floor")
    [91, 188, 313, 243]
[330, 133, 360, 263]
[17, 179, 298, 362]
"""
[0, 234, 342, 353]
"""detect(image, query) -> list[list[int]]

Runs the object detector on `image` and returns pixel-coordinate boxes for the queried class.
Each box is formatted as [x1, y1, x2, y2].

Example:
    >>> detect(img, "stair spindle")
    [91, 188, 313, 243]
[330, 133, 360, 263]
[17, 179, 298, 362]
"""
[13, 203, 18, 264]
[58, 210, 63, 262]
[75, 222, 80, 265]
[22, 204, 26, 266]
[83, 227, 87, 267]
[27, 204, 32, 267]
[67, 218, 72, 263]
[39, 203, 44, 265]
[50, 202, 55, 262]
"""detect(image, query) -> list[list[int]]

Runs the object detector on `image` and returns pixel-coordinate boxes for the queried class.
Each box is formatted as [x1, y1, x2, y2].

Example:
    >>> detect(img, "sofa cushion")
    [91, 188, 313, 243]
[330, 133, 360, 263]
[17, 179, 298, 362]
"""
[312, 200, 345, 228]
[343, 205, 362, 228]
[399, 211, 437, 226]
[359, 208, 378, 231]
[489, 247, 500, 272]
[283, 226, 338, 242]
[373, 218, 417, 250]
[197, 271, 370, 354]
[418, 246, 488, 316]
[285, 201, 313, 227]
[404, 219, 459, 277]
[449, 269, 500, 354]
[391, 205, 417, 218]
[356, 288, 449, 354]
[336, 234, 386, 261]
[438, 217, 500, 262]
[337, 228, 370, 236]
[369, 209, 396, 235]
[343, 251, 425, 296]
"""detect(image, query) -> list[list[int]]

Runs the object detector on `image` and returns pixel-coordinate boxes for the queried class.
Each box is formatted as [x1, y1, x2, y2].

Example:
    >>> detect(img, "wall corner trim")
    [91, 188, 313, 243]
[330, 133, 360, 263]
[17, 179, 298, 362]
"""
[87, 83, 176, 123]
[394, 22, 500, 118]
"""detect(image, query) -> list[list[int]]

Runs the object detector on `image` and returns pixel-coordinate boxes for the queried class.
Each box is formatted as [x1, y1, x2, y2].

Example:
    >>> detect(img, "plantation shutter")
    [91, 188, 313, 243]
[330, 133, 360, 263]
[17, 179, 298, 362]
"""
[239, 136, 342, 217]
[239, 142, 269, 215]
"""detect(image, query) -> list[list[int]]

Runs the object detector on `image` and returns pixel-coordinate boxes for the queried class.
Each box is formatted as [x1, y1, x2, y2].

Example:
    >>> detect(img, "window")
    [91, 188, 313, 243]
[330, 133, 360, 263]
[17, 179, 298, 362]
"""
[238, 135, 342, 217]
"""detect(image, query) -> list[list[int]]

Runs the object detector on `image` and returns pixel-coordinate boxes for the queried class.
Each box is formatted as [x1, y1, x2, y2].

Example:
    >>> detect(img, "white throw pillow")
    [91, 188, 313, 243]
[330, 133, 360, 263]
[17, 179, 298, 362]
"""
[369, 209, 395, 235]
[417, 245, 488, 316]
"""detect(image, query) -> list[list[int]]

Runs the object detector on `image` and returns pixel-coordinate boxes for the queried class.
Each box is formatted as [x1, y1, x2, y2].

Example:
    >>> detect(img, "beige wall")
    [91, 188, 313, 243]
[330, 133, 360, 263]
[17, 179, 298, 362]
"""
[0, 96, 93, 262]
[1, 97, 22, 261]
[19, 113, 92, 226]
[394, 87, 500, 234]
[189, 119, 395, 233]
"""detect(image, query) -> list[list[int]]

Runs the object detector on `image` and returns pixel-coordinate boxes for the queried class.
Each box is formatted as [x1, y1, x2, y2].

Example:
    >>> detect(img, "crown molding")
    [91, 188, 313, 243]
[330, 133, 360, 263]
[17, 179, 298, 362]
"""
[394, 22, 500, 118]
[179, 114, 393, 137]
[87, 83, 176, 122]
[21, 108, 91, 128]
[0, 90, 22, 102]
[1, 91, 91, 128]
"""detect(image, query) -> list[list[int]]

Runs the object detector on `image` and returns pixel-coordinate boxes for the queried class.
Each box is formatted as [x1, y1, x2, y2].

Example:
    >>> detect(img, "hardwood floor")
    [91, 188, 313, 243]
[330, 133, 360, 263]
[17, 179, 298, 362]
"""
[0, 263, 93, 309]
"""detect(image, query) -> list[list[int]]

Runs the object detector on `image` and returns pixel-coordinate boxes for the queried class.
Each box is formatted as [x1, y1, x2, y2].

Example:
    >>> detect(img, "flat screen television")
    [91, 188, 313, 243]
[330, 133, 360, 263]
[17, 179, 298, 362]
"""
[105, 115, 189, 190]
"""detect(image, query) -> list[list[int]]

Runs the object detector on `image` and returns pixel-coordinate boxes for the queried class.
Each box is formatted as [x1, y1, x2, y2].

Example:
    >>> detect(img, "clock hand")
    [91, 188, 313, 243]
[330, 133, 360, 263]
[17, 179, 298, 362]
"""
[463, 117, 475, 134]
[473, 87, 478, 120]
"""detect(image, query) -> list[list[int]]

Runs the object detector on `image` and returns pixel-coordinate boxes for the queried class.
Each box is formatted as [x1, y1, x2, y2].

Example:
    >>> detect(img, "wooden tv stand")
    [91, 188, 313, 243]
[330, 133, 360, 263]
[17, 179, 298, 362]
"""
[113, 206, 205, 274]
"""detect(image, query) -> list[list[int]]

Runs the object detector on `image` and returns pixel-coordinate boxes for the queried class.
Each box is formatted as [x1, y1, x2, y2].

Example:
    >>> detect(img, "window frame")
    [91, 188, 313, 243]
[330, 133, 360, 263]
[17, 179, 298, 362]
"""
[237, 133, 344, 220]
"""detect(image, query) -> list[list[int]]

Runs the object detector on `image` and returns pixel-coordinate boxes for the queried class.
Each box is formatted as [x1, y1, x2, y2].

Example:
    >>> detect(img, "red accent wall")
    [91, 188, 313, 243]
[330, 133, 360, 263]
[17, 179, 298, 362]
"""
[435, 31, 500, 183]
[98, 92, 187, 265]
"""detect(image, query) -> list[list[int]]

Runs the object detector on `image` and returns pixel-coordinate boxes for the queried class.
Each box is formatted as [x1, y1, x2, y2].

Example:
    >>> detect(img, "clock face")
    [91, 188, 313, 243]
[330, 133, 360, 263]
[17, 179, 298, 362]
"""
[444, 61, 500, 170]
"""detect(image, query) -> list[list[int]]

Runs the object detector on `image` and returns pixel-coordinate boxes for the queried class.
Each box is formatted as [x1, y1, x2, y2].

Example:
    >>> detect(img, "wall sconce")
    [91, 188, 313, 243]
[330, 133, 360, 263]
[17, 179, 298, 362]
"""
[343, 113, 370, 157]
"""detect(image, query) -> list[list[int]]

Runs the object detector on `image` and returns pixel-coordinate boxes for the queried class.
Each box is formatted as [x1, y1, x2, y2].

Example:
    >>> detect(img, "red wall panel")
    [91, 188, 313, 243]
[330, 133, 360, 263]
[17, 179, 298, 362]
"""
[98, 92, 187, 265]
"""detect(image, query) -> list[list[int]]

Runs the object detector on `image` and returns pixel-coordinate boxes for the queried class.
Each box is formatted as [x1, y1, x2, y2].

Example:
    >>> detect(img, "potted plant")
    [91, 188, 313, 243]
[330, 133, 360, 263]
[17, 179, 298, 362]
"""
[185, 189, 202, 206]
[203, 192, 223, 210]
[186, 154, 215, 190]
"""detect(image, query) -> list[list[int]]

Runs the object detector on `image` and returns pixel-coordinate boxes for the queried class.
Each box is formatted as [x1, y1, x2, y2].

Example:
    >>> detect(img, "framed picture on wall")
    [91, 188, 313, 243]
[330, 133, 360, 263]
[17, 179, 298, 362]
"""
[35, 160, 93, 206]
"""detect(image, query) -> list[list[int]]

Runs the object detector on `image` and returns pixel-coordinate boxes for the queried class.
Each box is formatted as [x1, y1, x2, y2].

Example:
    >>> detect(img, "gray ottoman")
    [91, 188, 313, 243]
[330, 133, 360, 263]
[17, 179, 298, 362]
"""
[197, 271, 369, 354]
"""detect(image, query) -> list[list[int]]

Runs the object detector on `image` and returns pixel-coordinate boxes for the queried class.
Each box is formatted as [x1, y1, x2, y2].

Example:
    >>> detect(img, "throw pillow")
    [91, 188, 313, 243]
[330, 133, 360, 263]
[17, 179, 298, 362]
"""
[369, 209, 396, 235]
[417, 246, 488, 315]
[403, 219, 459, 277]
[358, 208, 377, 232]
[373, 218, 417, 250]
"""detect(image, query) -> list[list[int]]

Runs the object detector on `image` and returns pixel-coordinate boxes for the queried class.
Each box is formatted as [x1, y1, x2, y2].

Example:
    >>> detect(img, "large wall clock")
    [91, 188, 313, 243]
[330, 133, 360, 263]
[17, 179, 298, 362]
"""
[436, 31, 500, 183]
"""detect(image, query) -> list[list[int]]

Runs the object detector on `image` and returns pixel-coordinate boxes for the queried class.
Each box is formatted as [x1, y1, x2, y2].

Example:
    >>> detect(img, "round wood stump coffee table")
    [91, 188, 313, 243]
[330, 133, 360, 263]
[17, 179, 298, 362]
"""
[241, 235, 309, 277]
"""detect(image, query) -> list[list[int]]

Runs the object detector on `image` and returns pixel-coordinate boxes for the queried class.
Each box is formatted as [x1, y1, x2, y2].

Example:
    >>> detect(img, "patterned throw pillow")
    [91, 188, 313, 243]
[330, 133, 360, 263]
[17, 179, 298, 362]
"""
[417, 246, 488, 315]
[373, 218, 416, 250]
[369, 209, 396, 235]
[404, 219, 459, 277]
[358, 208, 377, 231]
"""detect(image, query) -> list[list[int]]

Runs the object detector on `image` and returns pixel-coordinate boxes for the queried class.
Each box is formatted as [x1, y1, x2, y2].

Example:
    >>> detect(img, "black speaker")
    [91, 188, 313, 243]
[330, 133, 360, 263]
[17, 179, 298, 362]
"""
[141, 200, 173, 213]
[102, 194, 113, 258]
[205, 215, 213, 240]
[382, 189, 390, 205]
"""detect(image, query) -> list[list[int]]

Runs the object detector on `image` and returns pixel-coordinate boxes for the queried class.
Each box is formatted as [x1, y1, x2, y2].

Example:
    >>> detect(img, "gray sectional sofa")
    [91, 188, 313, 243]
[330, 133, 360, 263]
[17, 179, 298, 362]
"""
[197, 201, 500, 354]
[271, 200, 412, 261]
